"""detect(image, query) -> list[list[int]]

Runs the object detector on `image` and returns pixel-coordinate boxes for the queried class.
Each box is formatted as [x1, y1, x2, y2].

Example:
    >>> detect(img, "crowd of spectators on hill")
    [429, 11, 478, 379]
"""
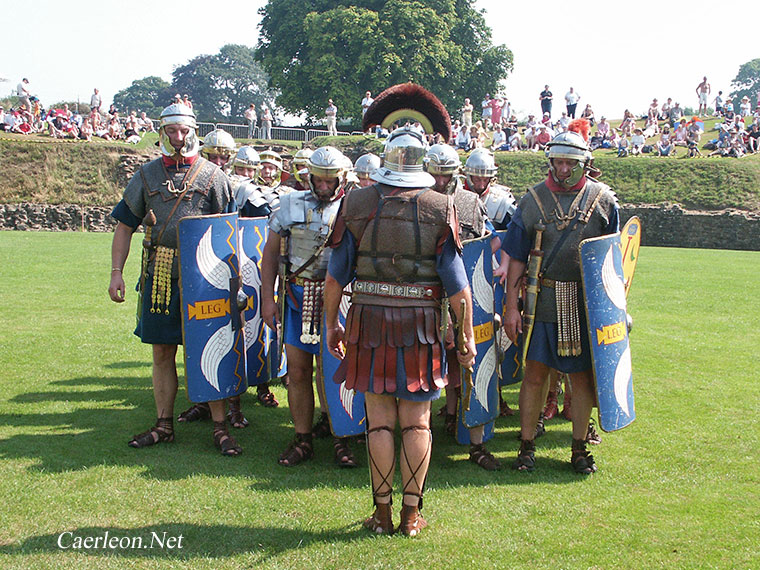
[4, 76, 760, 159]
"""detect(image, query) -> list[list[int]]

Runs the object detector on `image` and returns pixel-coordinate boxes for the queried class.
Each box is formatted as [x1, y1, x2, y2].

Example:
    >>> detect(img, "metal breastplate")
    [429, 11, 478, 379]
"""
[232, 177, 268, 210]
[519, 179, 617, 321]
[344, 184, 451, 285]
[281, 191, 341, 280]
[482, 184, 517, 229]
[123, 157, 228, 277]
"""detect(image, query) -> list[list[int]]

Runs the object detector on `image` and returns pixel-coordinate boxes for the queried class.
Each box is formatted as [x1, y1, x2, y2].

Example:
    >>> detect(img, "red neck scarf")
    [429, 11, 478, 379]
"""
[162, 154, 199, 168]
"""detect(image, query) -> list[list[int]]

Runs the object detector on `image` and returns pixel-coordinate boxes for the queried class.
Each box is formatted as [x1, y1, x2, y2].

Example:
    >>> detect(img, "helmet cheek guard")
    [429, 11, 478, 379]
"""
[158, 103, 199, 159]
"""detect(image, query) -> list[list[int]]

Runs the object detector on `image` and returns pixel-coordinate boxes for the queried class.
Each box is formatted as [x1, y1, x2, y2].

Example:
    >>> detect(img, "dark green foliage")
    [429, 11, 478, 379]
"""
[113, 76, 173, 118]
[730, 58, 760, 105]
[256, 0, 512, 120]
[171, 45, 278, 123]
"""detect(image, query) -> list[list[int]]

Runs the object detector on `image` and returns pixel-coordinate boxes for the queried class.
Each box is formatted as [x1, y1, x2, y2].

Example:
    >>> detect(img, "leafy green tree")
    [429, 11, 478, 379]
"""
[730, 58, 760, 106]
[171, 45, 278, 123]
[113, 76, 172, 118]
[256, 0, 512, 122]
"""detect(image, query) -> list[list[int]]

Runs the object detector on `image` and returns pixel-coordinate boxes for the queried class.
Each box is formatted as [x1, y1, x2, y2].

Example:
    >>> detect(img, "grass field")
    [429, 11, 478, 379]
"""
[0, 231, 758, 569]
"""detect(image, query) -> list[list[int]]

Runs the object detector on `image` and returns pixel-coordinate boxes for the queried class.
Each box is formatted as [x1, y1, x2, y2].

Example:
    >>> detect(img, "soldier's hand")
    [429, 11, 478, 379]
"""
[457, 336, 477, 368]
[262, 298, 278, 330]
[504, 306, 522, 344]
[326, 324, 345, 360]
[493, 264, 508, 286]
[109, 273, 125, 303]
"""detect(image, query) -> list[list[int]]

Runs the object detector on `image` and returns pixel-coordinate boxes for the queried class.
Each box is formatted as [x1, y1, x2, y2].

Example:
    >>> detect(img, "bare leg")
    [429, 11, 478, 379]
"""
[284, 345, 315, 434]
[518, 360, 550, 441]
[152, 344, 178, 419]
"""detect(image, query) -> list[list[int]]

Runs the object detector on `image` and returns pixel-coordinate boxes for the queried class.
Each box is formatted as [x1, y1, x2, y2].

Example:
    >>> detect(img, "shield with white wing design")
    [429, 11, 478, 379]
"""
[238, 216, 271, 386]
[178, 213, 247, 403]
[320, 283, 366, 437]
[458, 233, 499, 429]
[580, 232, 636, 432]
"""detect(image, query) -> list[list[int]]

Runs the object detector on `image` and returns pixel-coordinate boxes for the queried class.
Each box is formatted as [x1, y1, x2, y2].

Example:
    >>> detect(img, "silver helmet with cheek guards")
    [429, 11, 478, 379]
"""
[306, 146, 348, 201]
[158, 103, 199, 158]
[545, 130, 592, 188]
[464, 148, 497, 189]
[232, 146, 261, 173]
[200, 129, 235, 162]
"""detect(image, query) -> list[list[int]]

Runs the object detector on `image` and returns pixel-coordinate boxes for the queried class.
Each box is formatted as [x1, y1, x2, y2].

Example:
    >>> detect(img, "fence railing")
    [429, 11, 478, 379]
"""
[148, 119, 357, 143]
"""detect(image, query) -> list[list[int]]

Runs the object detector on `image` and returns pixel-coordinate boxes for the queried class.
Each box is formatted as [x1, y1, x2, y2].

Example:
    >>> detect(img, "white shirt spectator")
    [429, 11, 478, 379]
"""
[361, 93, 374, 116]
[565, 90, 580, 106]
[17, 81, 30, 97]
[90, 90, 101, 111]
[491, 128, 506, 149]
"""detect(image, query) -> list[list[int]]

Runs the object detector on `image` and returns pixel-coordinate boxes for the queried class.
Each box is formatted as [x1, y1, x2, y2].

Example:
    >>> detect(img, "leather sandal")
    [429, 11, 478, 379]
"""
[571, 439, 597, 474]
[128, 418, 174, 448]
[512, 438, 536, 471]
[333, 437, 358, 468]
[399, 504, 428, 537]
[226, 398, 248, 429]
[444, 413, 456, 436]
[177, 403, 211, 423]
[257, 387, 279, 408]
[469, 443, 501, 471]
[278, 433, 313, 467]
[363, 503, 394, 535]
[312, 412, 331, 439]
[213, 421, 242, 456]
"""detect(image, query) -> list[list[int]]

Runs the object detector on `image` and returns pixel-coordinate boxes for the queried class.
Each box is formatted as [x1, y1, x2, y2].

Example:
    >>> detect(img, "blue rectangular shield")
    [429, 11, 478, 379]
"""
[492, 229, 522, 385]
[321, 283, 366, 436]
[459, 234, 499, 428]
[238, 216, 271, 386]
[580, 233, 636, 432]
[178, 213, 247, 403]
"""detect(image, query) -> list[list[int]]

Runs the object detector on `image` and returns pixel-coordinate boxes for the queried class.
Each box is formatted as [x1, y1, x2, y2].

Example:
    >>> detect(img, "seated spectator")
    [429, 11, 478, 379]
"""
[657, 129, 675, 156]
[647, 99, 659, 122]
[450, 119, 461, 144]
[0, 106, 5, 131]
[605, 129, 620, 149]
[740, 96, 751, 118]
[642, 116, 659, 138]
[503, 114, 518, 138]
[491, 123, 507, 151]
[589, 130, 604, 151]
[138, 111, 155, 133]
[541, 112, 551, 126]
[729, 132, 745, 157]
[723, 98, 734, 120]
[686, 139, 702, 158]
[508, 130, 522, 151]
[687, 117, 703, 143]
[619, 110, 636, 137]
[469, 125, 484, 149]
[79, 118, 93, 141]
[709, 136, 731, 157]
[107, 116, 122, 140]
[668, 103, 684, 128]
[124, 112, 140, 138]
[617, 134, 629, 157]
[673, 120, 688, 146]
[535, 124, 552, 150]
[596, 116, 610, 138]
[745, 123, 760, 153]
[580, 104, 595, 126]
[631, 128, 645, 155]
[525, 114, 538, 130]
[455, 125, 471, 150]
[524, 125, 538, 150]
[558, 111, 570, 131]
[660, 98, 673, 121]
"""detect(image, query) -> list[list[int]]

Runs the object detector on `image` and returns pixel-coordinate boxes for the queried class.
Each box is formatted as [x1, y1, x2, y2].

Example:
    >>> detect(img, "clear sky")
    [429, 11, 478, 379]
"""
[2, 0, 756, 121]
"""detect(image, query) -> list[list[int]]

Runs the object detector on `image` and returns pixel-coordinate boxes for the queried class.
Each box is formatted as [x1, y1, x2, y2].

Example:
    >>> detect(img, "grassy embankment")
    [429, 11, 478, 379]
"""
[2, 128, 760, 211]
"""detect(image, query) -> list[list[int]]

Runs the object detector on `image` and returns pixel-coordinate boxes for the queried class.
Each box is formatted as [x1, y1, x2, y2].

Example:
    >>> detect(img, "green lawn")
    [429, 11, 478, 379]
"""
[0, 231, 757, 569]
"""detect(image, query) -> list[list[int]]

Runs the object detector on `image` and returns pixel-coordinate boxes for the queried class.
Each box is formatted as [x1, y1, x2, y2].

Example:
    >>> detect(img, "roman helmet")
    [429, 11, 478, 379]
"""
[292, 148, 314, 184]
[158, 103, 198, 159]
[354, 153, 381, 181]
[200, 129, 236, 163]
[258, 149, 283, 186]
[464, 148, 498, 190]
[545, 126, 593, 189]
[362, 83, 451, 189]
[306, 146, 348, 201]
[231, 146, 260, 180]
[424, 143, 461, 194]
